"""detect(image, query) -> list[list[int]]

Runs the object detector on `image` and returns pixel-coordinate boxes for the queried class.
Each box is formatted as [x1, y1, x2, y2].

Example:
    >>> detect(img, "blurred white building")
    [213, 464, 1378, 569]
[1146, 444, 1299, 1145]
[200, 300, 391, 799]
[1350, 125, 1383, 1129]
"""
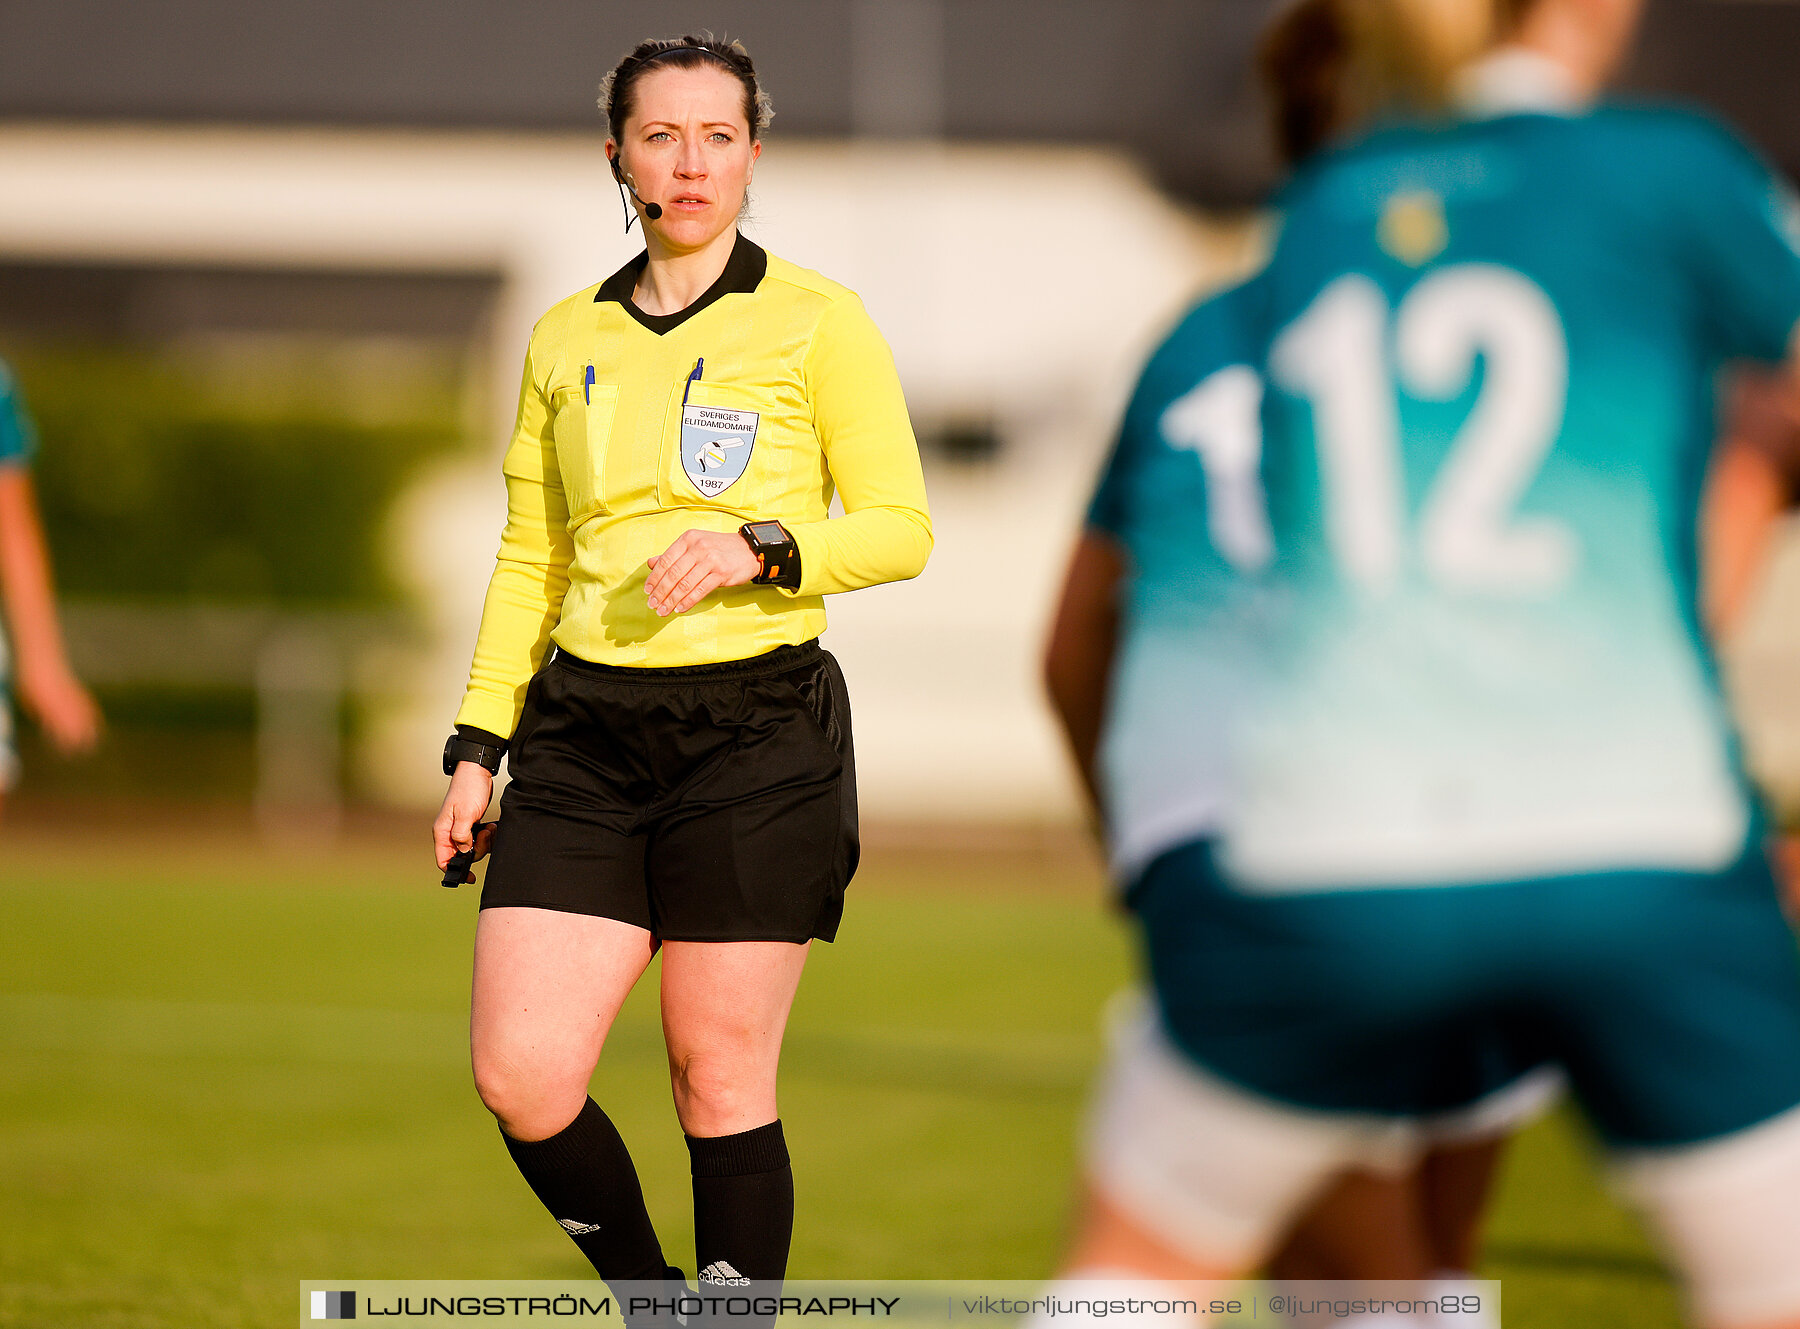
[0, 122, 1261, 822]
[4, 0, 1799, 825]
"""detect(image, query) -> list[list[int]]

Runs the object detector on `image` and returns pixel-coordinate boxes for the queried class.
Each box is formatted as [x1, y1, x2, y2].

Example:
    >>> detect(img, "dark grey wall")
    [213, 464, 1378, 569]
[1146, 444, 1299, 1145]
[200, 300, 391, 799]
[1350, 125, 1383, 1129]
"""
[0, 262, 497, 341]
[0, 2, 855, 130]
[0, 1, 1793, 206]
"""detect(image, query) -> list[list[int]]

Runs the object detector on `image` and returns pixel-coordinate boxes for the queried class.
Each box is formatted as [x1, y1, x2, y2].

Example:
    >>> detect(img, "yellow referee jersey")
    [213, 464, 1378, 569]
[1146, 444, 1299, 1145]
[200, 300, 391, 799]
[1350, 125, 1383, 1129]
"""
[456, 234, 933, 739]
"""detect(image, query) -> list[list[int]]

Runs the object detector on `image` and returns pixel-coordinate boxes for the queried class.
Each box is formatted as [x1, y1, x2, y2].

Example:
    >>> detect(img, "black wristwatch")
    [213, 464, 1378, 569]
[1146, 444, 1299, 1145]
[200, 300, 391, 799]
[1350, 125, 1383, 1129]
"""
[739, 520, 801, 588]
[443, 734, 505, 776]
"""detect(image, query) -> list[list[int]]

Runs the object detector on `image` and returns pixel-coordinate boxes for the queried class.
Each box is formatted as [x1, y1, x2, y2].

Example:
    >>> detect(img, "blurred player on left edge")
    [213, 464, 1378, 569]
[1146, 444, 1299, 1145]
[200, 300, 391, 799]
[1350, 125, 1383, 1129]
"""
[0, 356, 102, 816]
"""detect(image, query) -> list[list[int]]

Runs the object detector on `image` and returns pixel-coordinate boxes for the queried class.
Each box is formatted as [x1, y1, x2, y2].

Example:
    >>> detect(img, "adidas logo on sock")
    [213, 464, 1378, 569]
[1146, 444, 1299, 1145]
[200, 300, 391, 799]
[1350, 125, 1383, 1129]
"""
[557, 1218, 603, 1236]
[698, 1261, 750, 1287]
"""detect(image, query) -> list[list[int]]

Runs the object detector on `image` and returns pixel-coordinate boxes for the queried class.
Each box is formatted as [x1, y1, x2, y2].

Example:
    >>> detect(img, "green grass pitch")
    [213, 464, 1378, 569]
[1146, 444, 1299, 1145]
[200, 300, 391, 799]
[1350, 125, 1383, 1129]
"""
[1, 828, 1683, 1327]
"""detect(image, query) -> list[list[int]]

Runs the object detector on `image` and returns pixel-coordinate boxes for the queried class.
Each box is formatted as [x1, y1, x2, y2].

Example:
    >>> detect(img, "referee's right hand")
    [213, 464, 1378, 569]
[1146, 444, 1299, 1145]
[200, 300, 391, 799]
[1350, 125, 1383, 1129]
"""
[434, 764, 497, 874]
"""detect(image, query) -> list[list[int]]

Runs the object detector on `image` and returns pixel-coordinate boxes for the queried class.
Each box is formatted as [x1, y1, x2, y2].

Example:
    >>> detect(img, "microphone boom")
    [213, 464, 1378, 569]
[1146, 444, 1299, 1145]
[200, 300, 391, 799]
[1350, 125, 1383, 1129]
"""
[624, 176, 662, 221]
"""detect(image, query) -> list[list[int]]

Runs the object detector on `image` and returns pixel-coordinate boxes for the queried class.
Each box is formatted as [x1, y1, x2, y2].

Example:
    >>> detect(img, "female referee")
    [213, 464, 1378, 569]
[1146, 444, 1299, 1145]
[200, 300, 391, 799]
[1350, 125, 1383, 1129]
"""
[1037, 0, 1800, 1325]
[431, 35, 931, 1299]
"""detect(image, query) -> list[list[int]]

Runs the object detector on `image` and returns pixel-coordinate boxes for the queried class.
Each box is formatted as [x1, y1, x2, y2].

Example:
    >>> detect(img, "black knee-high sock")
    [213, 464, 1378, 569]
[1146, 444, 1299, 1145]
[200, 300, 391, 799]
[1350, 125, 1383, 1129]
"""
[502, 1098, 677, 1283]
[687, 1120, 794, 1286]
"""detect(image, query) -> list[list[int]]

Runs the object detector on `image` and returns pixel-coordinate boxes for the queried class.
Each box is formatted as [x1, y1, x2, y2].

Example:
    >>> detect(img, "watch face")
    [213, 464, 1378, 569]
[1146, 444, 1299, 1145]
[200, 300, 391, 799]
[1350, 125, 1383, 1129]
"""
[747, 521, 787, 544]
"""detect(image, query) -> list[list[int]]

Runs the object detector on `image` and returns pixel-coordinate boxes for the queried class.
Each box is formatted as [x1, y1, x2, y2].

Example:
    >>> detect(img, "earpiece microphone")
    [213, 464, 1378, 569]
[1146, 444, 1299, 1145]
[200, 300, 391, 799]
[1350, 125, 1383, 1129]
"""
[611, 158, 662, 220]
[623, 177, 663, 221]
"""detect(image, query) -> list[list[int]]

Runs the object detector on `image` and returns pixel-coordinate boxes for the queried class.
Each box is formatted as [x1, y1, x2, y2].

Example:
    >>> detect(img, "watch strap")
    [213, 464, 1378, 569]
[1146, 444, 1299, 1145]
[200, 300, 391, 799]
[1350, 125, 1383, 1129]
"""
[740, 521, 801, 589]
[443, 734, 505, 776]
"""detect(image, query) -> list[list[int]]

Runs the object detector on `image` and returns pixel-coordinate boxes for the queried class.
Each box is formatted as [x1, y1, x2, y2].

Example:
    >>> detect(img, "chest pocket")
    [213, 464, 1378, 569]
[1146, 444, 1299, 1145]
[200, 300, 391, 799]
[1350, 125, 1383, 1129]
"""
[551, 382, 619, 521]
[659, 381, 786, 513]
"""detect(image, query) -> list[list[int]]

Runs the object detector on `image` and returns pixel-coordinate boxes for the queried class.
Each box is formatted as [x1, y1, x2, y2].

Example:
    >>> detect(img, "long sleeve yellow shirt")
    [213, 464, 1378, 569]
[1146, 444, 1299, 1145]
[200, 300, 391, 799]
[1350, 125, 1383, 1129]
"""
[455, 235, 933, 739]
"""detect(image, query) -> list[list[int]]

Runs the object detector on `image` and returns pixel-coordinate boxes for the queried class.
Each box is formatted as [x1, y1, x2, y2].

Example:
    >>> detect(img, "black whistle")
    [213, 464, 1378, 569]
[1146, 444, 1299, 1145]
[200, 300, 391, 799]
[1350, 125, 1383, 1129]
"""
[442, 822, 497, 888]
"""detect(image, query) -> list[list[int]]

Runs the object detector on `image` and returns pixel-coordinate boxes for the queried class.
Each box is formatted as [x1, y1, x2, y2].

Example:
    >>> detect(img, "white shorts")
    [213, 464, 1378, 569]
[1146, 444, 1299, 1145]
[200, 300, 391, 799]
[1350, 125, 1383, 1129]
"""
[1416, 1063, 1564, 1147]
[1085, 996, 1800, 1326]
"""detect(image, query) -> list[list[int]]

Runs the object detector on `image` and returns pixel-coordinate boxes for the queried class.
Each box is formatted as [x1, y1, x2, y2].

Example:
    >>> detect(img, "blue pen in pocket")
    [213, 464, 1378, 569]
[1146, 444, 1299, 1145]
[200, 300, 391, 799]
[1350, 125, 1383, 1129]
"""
[584, 363, 595, 405]
[682, 357, 704, 407]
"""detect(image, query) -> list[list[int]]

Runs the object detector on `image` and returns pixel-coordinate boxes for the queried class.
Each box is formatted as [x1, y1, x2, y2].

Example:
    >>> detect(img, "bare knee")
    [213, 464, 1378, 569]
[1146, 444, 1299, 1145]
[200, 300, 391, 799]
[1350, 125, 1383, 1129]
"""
[670, 1049, 774, 1137]
[1064, 1186, 1241, 1281]
[472, 1043, 590, 1142]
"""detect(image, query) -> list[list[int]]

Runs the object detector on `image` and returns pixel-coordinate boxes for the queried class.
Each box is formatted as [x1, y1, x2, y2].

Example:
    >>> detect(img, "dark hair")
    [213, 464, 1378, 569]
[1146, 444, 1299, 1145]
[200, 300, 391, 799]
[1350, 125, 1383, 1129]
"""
[1270, 0, 1539, 126]
[1258, 0, 1350, 166]
[598, 34, 773, 141]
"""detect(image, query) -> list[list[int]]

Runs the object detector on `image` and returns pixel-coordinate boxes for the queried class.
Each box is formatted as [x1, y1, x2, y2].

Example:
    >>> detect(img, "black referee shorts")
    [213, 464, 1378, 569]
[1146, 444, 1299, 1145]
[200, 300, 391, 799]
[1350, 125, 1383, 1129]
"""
[480, 640, 858, 943]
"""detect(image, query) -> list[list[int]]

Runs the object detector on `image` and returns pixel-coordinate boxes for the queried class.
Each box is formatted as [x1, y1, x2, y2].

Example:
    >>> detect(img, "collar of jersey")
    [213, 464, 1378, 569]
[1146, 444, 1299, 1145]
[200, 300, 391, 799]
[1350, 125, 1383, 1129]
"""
[1452, 47, 1588, 120]
[594, 231, 768, 335]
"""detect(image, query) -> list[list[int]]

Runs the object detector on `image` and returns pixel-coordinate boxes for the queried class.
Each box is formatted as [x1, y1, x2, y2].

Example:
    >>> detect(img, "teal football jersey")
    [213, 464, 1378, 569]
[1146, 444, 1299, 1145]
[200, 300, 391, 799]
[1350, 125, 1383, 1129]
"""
[0, 357, 26, 741]
[0, 359, 35, 468]
[1087, 277, 1275, 880]
[1225, 105, 1800, 891]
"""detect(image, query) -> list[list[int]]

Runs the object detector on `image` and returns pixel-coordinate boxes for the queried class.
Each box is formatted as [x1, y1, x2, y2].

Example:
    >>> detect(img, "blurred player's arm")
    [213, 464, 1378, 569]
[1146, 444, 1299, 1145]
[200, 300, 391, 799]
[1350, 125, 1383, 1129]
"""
[1702, 438, 1787, 638]
[0, 465, 100, 754]
[1043, 530, 1126, 814]
[1708, 354, 1800, 919]
[1681, 119, 1800, 637]
[1703, 364, 1800, 638]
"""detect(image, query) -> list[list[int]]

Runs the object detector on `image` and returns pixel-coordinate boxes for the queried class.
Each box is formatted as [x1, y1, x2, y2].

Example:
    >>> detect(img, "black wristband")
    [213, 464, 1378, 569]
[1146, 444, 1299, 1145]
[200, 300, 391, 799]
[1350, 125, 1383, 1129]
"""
[443, 732, 505, 776]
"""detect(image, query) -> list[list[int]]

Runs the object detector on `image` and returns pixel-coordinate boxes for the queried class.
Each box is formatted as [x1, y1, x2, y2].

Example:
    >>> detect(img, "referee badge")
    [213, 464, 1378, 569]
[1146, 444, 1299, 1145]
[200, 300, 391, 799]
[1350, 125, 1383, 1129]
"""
[679, 402, 759, 497]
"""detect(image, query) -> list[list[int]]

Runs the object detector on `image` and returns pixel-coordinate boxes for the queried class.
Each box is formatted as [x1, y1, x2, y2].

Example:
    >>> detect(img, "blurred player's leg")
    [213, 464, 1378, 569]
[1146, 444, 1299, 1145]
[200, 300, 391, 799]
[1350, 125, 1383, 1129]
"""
[1079, 1000, 1420, 1274]
[1061, 1186, 1239, 1282]
[1023, 1187, 1232, 1329]
[1263, 1144, 1509, 1329]
[1266, 1137, 1508, 1278]
[1268, 1053, 1557, 1285]
[1033, 1003, 1445, 1328]
[1617, 1104, 1800, 1329]
[0, 671, 13, 822]
[1415, 1139, 1507, 1275]
[1539, 849, 1800, 1329]
[1265, 1170, 1432, 1282]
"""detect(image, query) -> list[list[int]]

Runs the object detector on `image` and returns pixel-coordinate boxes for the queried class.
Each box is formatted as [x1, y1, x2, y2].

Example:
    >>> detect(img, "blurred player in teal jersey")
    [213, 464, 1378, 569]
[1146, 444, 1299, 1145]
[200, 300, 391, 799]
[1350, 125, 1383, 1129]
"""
[0, 358, 101, 813]
[1046, 0, 1559, 1307]
[1042, 0, 1800, 1324]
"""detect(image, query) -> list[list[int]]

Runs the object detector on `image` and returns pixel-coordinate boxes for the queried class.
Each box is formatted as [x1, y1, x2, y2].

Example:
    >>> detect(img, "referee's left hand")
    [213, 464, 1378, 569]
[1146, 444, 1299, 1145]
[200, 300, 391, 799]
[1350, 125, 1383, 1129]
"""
[645, 529, 762, 616]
